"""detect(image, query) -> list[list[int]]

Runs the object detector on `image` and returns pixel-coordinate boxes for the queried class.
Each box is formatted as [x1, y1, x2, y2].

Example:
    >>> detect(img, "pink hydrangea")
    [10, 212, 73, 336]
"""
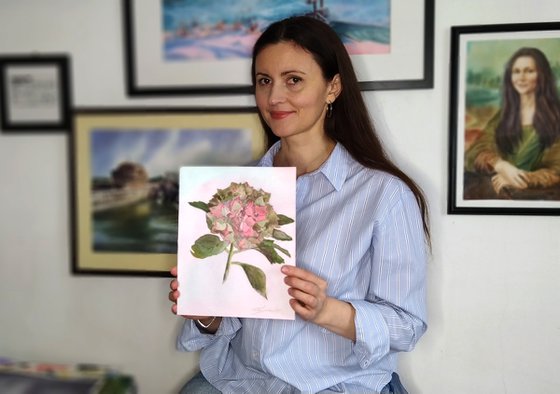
[206, 182, 278, 250]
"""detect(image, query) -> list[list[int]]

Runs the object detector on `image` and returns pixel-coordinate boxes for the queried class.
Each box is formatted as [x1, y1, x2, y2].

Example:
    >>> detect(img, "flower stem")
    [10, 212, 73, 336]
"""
[223, 243, 235, 283]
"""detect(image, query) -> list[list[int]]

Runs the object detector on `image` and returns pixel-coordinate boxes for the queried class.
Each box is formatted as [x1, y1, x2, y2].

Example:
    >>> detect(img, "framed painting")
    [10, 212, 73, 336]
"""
[448, 22, 560, 215]
[0, 54, 71, 132]
[123, 0, 434, 95]
[70, 107, 266, 276]
[177, 166, 296, 319]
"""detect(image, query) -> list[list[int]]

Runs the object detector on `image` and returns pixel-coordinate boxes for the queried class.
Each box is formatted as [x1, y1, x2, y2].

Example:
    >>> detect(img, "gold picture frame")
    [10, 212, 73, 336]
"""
[70, 107, 265, 276]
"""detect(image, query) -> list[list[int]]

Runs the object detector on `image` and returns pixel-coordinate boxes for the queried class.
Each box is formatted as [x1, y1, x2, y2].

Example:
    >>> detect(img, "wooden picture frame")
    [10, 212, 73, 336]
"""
[448, 22, 560, 215]
[122, 0, 434, 96]
[70, 107, 266, 276]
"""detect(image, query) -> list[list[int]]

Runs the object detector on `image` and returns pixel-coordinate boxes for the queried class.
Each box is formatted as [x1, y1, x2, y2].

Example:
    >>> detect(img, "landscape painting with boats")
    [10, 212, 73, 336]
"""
[162, 0, 391, 61]
[90, 127, 254, 254]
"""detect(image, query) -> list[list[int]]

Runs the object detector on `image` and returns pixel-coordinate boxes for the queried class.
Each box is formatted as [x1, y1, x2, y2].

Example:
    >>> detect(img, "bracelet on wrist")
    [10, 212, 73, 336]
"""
[196, 317, 217, 330]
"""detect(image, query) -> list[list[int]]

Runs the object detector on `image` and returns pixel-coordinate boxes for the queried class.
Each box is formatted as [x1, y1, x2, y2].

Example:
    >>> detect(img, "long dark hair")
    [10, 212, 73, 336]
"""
[251, 16, 430, 243]
[496, 47, 560, 154]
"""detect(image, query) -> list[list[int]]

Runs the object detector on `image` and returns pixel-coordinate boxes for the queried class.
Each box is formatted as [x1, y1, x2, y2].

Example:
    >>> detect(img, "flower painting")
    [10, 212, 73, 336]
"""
[189, 181, 294, 298]
[177, 167, 296, 320]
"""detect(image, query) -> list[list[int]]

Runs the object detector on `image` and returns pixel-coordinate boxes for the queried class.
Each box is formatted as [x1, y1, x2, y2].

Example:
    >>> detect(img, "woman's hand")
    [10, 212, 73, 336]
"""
[492, 159, 528, 193]
[282, 265, 356, 341]
[168, 267, 220, 331]
[168, 266, 182, 315]
[281, 265, 329, 322]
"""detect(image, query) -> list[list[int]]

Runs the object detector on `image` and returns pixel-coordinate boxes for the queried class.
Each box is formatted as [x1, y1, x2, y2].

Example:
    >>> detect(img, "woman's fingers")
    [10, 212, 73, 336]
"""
[282, 266, 327, 291]
[513, 174, 528, 189]
[492, 172, 528, 193]
[282, 265, 328, 321]
[288, 286, 319, 307]
[169, 266, 180, 314]
[169, 289, 180, 302]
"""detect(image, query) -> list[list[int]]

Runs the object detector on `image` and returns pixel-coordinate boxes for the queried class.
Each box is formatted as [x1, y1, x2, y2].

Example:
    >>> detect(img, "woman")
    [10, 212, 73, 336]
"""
[169, 16, 430, 394]
[465, 47, 560, 197]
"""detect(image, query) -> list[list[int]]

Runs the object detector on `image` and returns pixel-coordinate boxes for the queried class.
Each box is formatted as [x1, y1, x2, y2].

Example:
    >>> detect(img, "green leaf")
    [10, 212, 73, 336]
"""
[277, 214, 294, 225]
[272, 229, 292, 241]
[188, 201, 210, 212]
[271, 242, 290, 257]
[257, 240, 285, 264]
[233, 262, 267, 299]
[191, 234, 227, 258]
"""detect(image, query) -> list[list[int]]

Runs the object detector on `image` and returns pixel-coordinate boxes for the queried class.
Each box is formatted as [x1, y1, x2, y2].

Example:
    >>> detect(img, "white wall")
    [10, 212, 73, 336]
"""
[1, 1, 559, 393]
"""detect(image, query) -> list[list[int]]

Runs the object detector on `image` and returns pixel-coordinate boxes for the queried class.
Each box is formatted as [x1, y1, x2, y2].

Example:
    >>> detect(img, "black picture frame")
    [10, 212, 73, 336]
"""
[70, 106, 266, 276]
[0, 54, 71, 132]
[122, 0, 434, 96]
[448, 22, 560, 215]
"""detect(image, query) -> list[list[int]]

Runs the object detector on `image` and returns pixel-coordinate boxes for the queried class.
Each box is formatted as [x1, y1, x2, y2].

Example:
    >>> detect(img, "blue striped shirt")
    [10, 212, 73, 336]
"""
[177, 142, 427, 393]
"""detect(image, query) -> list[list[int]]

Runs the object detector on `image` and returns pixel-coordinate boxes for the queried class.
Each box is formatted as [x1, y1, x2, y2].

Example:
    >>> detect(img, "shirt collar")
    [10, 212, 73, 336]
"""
[258, 141, 351, 192]
[319, 142, 350, 191]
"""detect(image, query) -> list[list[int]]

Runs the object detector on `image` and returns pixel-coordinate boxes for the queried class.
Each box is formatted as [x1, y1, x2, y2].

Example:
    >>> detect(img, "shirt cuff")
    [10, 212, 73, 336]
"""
[177, 317, 242, 352]
[349, 300, 390, 369]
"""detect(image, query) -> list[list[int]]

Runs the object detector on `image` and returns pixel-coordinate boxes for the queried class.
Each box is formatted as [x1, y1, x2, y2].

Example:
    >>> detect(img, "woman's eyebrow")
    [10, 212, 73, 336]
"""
[281, 69, 306, 76]
[255, 69, 306, 76]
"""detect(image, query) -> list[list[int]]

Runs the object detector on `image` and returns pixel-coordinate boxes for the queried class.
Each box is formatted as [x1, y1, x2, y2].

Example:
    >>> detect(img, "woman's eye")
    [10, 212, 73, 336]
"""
[257, 77, 270, 86]
[288, 77, 302, 84]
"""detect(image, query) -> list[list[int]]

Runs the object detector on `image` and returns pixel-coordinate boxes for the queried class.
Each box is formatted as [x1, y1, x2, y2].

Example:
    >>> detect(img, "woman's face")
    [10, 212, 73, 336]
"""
[511, 55, 538, 96]
[254, 41, 337, 140]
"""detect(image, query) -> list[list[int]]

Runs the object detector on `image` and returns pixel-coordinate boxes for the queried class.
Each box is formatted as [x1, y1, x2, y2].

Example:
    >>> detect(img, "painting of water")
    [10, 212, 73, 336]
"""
[90, 128, 254, 254]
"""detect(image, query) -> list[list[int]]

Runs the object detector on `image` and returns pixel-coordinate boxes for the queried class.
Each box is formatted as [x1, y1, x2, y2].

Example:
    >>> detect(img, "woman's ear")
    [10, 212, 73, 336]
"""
[327, 74, 342, 103]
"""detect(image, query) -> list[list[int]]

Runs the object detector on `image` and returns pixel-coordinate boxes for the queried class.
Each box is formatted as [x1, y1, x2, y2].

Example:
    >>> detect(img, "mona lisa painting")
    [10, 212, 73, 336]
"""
[448, 22, 560, 215]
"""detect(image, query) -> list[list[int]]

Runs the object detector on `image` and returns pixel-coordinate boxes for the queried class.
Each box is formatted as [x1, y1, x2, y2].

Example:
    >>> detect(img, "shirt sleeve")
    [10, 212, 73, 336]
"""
[464, 112, 501, 173]
[350, 188, 428, 369]
[541, 138, 560, 174]
[176, 317, 242, 352]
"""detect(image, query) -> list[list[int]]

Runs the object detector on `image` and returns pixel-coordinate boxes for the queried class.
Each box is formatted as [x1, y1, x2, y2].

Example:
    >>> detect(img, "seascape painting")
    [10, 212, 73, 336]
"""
[177, 166, 296, 320]
[162, 0, 391, 61]
[90, 128, 254, 254]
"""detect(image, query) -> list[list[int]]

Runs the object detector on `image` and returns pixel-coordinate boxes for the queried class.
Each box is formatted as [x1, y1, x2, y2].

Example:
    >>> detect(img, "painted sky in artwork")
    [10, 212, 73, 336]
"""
[162, 0, 390, 60]
[90, 128, 253, 179]
[467, 37, 560, 75]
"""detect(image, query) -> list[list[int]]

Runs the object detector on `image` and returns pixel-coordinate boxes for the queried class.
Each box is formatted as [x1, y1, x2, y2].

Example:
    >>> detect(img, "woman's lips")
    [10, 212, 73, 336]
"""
[270, 111, 293, 120]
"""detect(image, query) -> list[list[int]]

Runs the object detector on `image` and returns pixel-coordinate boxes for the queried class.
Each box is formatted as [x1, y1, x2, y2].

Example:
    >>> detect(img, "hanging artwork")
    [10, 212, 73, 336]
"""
[70, 107, 265, 276]
[0, 54, 71, 132]
[448, 22, 560, 215]
[123, 0, 434, 95]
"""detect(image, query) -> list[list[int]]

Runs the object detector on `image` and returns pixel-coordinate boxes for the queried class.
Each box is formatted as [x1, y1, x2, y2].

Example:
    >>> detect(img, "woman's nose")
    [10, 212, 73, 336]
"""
[268, 82, 286, 105]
